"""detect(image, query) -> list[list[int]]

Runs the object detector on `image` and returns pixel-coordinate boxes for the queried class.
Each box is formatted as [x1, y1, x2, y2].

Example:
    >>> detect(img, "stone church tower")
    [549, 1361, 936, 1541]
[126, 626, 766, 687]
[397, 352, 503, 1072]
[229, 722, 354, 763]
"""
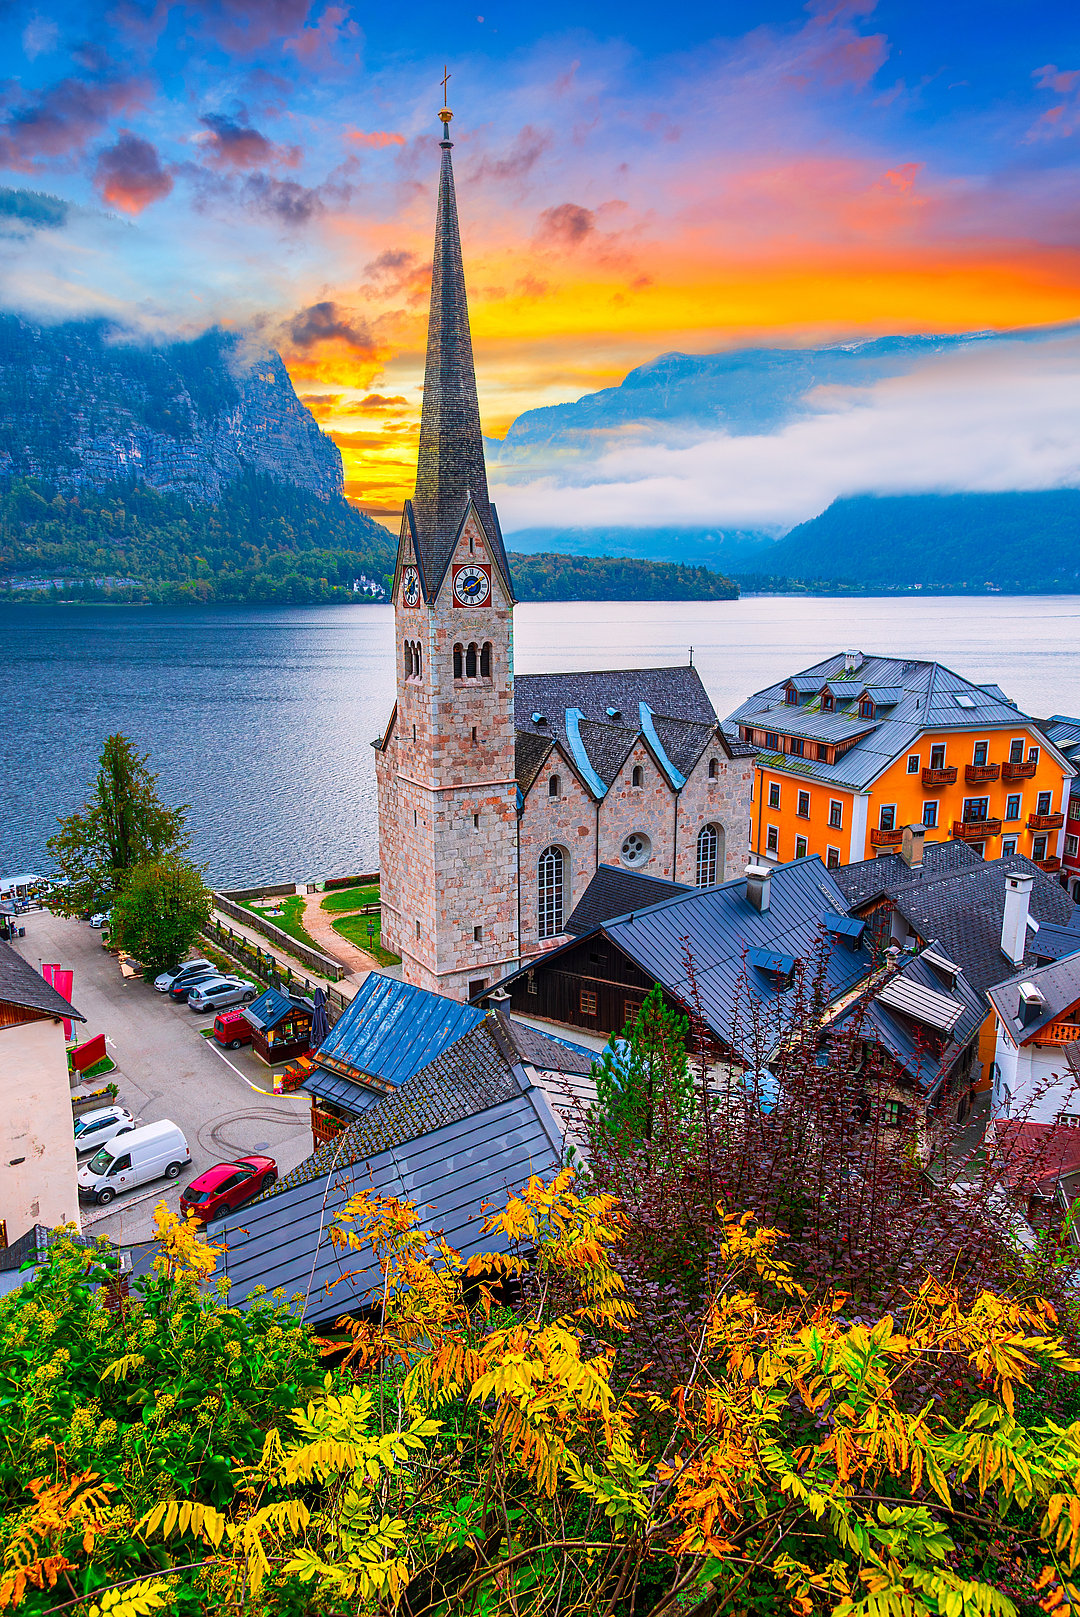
[374, 105, 520, 1001]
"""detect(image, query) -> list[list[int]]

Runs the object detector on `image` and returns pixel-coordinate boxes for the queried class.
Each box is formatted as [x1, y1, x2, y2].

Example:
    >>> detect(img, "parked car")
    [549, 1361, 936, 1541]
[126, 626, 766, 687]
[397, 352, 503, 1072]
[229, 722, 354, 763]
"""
[179, 1155, 277, 1221]
[89, 912, 107, 929]
[73, 1104, 138, 1154]
[77, 1120, 191, 1206]
[154, 958, 213, 993]
[213, 1009, 254, 1049]
[187, 976, 258, 1013]
[167, 967, 221, 1002]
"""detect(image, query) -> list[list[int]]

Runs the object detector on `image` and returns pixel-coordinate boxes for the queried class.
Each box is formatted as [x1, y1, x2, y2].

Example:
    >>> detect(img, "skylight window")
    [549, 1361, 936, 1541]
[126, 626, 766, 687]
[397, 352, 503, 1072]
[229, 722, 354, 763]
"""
[954, 694, 976, 709]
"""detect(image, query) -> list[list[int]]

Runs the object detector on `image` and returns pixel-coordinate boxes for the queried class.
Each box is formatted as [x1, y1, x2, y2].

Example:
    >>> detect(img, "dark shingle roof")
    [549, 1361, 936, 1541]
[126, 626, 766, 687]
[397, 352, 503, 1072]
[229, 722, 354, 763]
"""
[988, 951, 1080, 1045]
[565, 864, 692, 936]
[503, 1017, 596, 1076]
[887, 855, 1075, 995]
[852, 946, 986, 1094]
[0, 942, 83, 1021]
[515, 730, 553, 793]
[831, 840, 982, 907]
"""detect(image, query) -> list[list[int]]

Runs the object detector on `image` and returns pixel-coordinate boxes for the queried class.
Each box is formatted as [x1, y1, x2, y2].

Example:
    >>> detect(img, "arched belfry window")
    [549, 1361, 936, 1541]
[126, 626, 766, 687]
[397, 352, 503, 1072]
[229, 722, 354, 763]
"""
[480, 642, 491, 679]
[538, 846, 565, 939]
[404, 641, 413, 679]
[453, 643, 463, 680]
[405, 640, 422, 680]
[465, 642, 478, 679]
[696, 823, 720, 887]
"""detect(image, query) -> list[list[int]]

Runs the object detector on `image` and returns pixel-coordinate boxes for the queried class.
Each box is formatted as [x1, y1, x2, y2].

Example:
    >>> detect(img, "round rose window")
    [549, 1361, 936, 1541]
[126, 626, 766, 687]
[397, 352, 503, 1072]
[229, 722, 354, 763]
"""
[620, 831, 651, 867]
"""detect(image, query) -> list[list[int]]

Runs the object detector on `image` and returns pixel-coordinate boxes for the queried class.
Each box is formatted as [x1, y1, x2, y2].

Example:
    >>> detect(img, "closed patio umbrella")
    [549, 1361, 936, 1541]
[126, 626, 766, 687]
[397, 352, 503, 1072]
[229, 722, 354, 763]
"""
[310, 986, 330, 1052]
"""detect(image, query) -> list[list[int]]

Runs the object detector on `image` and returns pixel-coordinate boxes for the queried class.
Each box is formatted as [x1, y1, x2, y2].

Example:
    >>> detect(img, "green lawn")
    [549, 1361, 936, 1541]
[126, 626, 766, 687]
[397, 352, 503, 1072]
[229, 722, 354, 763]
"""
[240, 894, 322, 953]
[331, 910, 399, 966]
[320, 883, 380, 913]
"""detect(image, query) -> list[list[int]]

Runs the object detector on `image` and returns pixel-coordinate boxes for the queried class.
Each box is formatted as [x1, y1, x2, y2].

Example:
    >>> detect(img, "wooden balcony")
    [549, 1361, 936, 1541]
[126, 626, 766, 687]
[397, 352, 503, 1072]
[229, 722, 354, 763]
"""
[965, 762, 1001, 783]
[1035, 1020, 1080, 1045]
[952, 818, 1002, 840]
[1002, 759, 1037, 780]
[921, 766, 957, 787]
[870, 826, 904, 848]
[1038, 856, 1063, 874]
[311, 1103, 344, 1145]
[1027, 812, 1064, 830]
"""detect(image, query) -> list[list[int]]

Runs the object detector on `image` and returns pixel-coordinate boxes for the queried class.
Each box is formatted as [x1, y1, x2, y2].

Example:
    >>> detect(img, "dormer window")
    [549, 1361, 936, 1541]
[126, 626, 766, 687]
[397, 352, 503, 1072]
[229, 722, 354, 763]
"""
[821, 691, 835, 713]
[785, 685, 798, 705]
[858, 698, 875, 719]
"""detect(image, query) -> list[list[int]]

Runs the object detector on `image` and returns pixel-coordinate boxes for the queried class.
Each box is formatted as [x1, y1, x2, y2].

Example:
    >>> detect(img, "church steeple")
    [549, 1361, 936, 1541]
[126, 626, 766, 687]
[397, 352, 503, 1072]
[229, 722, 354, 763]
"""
[407, 103, 512, 602]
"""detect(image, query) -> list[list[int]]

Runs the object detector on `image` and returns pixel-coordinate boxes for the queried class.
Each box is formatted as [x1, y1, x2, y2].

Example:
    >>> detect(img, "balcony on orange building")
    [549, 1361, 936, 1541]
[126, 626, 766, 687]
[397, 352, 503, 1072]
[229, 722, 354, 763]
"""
[952, 817, 1002, 840]
[1027, 811, 1065, 830]
[965, 762, 1001, 783]
[1038, 856, 1063, 874]
[1002, 759, 1037, 780]
[920, 766, 957, 787]
[869, 826, 905, 848]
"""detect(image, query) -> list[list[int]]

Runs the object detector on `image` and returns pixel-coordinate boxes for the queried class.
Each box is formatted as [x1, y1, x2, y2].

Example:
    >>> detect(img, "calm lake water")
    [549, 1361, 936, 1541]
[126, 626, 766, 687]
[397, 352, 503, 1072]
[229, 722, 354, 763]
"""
[3, 596, 1080, 887]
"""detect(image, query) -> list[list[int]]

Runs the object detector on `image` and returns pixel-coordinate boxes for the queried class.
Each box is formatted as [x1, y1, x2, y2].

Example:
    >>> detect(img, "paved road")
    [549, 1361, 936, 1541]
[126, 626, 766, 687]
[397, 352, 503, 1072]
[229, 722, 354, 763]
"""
[14, 911, 313, 1244]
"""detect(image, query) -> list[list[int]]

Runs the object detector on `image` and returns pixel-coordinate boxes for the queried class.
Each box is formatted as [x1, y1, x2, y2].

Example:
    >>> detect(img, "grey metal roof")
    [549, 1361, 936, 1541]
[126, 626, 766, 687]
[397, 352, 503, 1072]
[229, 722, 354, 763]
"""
[313, 973, 484, 1093]
[565, 864, 692, 936]
[245, 987, 307, 1031]
[862, 686, 904, 706]
[726, 652, 1062, 792]
[988, 951, 1080, 1045]
[1042, 716, 1080, 767]
[496, 856, 876, 1058]
[213, 1090, 562, 1324]
[405, 131, 513, 604]
[847, 946, 986, 1093]
[0, 942, 83, 1021]
[738, 708, 879, 744]
[300, 1067, 384, 1116]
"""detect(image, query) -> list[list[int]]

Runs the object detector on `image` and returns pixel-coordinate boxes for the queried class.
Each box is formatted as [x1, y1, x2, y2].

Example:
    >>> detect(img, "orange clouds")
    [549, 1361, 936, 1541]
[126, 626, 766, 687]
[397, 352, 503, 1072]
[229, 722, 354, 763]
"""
[94, 130, 173, 213]
[346, 128, 406, 149]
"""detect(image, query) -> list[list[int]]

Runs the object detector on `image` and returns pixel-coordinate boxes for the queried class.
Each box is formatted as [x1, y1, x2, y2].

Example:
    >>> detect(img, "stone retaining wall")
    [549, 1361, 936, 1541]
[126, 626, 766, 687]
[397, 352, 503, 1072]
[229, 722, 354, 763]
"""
[212, 893, 345, 981]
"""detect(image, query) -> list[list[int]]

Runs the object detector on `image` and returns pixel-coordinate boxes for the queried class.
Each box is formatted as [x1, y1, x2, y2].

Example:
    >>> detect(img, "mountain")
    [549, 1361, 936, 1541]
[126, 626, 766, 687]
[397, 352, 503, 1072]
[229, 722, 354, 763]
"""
[750, 491, 1080, 593]
[507, 552, 737, 601]
[503, 526, 774, 568]
[0, 315, 342, 502]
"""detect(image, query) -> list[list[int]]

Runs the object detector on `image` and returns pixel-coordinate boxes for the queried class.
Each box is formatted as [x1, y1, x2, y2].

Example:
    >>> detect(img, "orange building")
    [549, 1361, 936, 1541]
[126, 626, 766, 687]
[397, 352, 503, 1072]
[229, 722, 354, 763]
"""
[725, 651, 1074, 876]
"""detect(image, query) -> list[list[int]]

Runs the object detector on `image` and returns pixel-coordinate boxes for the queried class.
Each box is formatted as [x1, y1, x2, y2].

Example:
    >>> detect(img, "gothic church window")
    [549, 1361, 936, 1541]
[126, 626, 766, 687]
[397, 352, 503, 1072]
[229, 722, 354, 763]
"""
[538, 846, 565, 938]
[708, 758, 718, 779]
[548, 774, 560, 797]
[632, 765, 643, 787]
[696, 824, 720, 887]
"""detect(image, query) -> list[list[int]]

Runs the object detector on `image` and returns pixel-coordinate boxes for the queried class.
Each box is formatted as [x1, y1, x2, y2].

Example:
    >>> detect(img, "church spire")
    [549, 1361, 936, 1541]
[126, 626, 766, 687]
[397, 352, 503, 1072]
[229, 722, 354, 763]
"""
[408, 98, 508, 599]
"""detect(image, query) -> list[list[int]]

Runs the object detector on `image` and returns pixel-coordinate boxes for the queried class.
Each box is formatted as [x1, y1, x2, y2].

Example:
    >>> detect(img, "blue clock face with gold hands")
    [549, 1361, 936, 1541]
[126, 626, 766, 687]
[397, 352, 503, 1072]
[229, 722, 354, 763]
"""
[452, 564, 490, 606]
[401, 566, 420, 607]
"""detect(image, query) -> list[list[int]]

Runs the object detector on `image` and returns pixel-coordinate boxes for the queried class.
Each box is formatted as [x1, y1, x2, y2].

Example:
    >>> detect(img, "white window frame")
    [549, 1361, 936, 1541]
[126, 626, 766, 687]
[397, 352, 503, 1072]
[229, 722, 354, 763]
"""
[765, 824, 779, 855]
[768, 781, 781, 810]
[922, 801, 938, 828]
[794, 834, 808, 859]
[906, 754, 920, 774]
[696, 824, 719, 887]
[537, 846, 565, 939]
[829, 799, 843, 829]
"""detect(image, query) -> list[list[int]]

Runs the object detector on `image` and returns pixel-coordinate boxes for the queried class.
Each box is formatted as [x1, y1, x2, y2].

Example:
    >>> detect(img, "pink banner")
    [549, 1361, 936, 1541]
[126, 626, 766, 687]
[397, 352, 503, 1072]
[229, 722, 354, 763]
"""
[42, 963, 75, 1040]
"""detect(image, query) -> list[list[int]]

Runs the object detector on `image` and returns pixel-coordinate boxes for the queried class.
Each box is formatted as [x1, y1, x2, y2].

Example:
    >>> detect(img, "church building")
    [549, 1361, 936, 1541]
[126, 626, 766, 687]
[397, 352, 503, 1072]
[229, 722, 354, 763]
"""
[374, 104, 755, 1002]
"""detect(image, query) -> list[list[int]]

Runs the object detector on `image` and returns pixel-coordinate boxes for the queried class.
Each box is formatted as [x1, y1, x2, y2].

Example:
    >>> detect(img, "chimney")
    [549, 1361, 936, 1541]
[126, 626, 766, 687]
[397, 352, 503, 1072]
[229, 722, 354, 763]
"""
[844, 649, 863, 672]
[745, 862, 772, 913]
[900, 824, 925, 869]
[1001, 870, 1035, 967]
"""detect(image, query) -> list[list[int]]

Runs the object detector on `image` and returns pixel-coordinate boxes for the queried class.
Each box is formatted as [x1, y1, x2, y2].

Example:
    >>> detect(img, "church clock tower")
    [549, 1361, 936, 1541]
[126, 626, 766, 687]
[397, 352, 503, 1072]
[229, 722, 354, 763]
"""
[374, 101, 520, 1001]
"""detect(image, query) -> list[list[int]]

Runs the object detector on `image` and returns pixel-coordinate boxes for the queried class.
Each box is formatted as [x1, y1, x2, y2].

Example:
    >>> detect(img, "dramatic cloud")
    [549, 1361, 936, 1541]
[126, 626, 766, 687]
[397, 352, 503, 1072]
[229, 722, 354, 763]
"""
[93, 131, 173, 213]
[492, 340, 1080, 533]
[197, 111, 297, 169]
[345, 128, 406, 149]
[242, 172, 325, 224]
[468, 125, 551, 186]
[535, 202, 595, 248]
[0, 71, 146, 169]
[287, 300, 375, 352]
[185, 0, 315, 53]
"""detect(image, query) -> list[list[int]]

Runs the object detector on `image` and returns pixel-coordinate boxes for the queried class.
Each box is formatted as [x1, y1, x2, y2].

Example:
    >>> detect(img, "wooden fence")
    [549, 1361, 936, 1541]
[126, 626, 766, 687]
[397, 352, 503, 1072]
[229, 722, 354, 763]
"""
[201, 918, 350, 1022]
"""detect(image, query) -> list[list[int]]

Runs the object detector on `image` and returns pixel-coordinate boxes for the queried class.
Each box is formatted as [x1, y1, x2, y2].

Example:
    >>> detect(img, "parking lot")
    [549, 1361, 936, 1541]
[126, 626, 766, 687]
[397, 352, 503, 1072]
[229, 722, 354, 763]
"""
[14, 910, 313, 1244]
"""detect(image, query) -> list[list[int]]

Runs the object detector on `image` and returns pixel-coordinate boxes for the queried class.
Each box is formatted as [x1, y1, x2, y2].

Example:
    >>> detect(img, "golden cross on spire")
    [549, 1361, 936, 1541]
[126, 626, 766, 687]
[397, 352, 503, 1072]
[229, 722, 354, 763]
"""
[441, 64, 451, 103]
[439, 64, 453, 128]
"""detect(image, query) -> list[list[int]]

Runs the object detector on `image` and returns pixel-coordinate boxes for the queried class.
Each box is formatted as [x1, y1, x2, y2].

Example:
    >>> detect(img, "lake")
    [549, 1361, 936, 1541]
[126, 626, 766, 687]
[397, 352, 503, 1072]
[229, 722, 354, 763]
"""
[3, 595, 1080, 887]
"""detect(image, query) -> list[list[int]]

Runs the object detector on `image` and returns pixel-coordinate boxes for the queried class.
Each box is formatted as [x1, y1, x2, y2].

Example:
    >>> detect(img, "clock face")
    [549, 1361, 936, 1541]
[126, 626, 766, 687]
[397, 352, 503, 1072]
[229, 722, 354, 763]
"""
[401, 566, 420, 607]
[452, 564, 491, 607]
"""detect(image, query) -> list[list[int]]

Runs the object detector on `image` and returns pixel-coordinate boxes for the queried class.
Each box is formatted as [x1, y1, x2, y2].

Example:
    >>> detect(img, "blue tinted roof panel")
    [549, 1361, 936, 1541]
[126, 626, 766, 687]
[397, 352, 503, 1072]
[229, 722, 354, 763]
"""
[314, 974, 485, 1091]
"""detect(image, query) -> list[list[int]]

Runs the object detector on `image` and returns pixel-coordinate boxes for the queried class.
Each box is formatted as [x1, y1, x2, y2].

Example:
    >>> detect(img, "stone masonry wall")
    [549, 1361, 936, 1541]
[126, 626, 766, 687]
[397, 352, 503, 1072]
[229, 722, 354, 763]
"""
[598, 740, 678, 878]
[674, 750, 755, 886]
[518, 747, 597, 959]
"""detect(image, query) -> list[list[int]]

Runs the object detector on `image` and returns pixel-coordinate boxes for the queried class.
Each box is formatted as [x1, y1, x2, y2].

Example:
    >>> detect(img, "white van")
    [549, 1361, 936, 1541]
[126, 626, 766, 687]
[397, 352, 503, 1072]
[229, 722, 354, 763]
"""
[77, 1120, 191, 1206]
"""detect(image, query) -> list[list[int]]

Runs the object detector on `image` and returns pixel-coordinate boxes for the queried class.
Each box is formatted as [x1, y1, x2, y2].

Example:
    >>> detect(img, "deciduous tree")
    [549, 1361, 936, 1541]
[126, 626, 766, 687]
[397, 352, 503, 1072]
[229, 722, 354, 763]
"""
[110, 856, 212, 974]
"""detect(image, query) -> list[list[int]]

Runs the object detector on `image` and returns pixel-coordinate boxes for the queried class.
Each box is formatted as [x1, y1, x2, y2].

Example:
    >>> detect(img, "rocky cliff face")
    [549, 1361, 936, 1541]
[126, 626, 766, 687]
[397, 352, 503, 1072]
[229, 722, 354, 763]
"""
[0, 316, 343, 502]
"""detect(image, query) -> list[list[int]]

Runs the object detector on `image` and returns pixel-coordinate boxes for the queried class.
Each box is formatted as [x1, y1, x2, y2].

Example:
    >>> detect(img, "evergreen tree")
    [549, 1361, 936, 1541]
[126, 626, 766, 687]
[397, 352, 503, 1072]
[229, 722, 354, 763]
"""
[591, 984, 694, 1150]
[46, 735, 191, 915]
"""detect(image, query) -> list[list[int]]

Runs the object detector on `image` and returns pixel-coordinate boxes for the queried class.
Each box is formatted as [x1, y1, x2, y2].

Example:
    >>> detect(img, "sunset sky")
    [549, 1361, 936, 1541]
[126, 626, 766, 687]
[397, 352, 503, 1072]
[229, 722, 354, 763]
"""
[1, 0, 1078, 529]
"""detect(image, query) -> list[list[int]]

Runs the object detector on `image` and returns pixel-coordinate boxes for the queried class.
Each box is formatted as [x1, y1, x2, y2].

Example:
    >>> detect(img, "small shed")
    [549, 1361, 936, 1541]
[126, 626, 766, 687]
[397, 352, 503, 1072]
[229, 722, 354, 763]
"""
[244, 988, 313, 1066]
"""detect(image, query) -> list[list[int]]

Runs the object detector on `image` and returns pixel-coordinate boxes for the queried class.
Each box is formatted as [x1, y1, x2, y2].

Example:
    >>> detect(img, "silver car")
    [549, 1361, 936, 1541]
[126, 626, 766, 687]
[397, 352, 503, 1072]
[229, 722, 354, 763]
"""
[154, 958, 214, 993]
[187, 976, 258, 1012]
[73, 1104, 139, 1154]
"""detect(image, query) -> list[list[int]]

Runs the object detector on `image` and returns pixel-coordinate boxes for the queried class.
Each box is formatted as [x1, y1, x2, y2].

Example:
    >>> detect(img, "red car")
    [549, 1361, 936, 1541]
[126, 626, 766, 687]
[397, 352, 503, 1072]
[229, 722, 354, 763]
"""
[179, 1156, 277, 1222]
[213, 1009, 254, 1049]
